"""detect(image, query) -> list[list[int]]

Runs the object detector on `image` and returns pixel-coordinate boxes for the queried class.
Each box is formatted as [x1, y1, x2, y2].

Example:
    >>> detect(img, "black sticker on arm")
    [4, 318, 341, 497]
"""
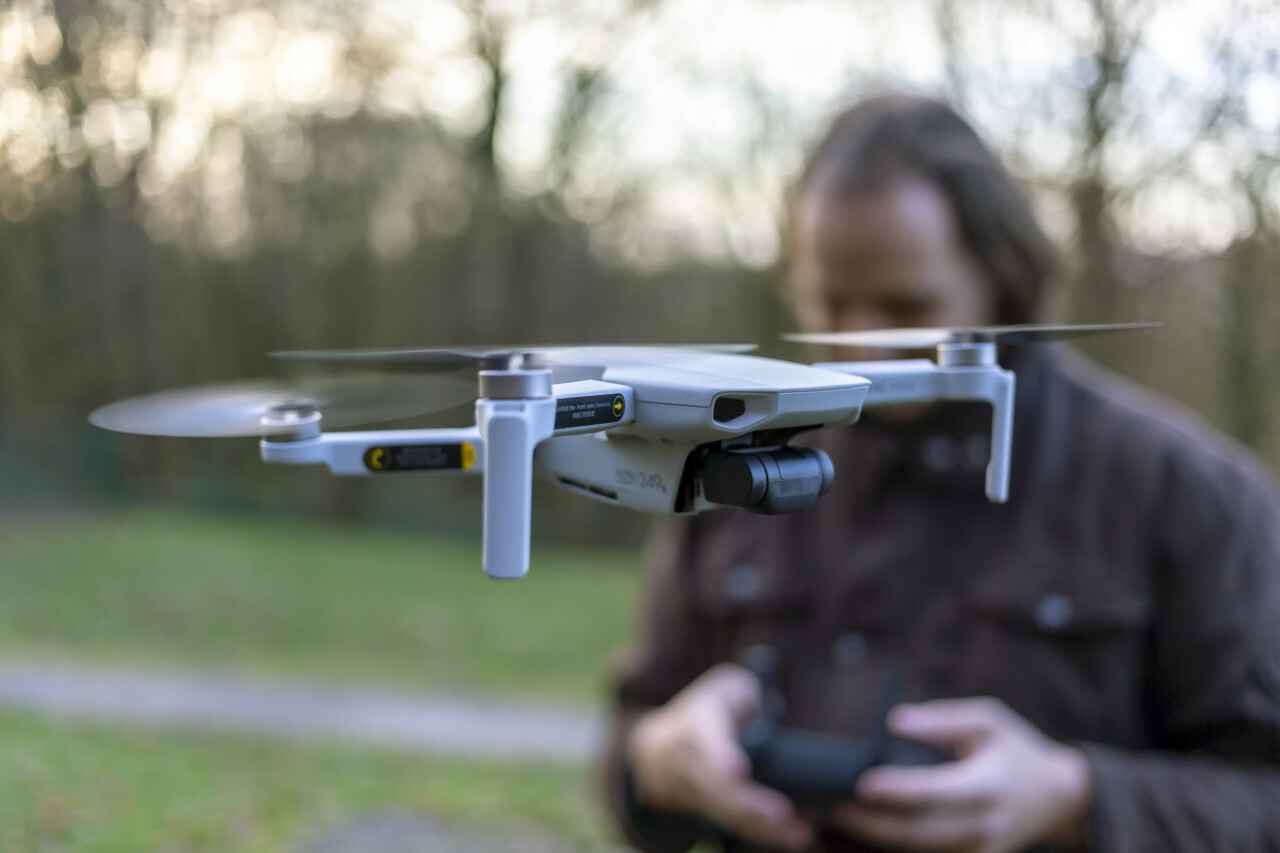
[364, 443, 476, 471]
[555, 394, 626, 430]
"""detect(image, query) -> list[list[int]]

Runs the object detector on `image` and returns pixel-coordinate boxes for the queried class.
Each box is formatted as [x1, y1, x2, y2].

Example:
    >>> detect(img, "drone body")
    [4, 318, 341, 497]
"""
[90, 325, 1155, 580]
[254, 348, 878, 577]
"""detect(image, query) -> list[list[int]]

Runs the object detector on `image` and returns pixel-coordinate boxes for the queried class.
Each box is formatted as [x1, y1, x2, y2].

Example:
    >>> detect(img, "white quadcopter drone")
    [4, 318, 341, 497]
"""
[90, 324, 1154, 580]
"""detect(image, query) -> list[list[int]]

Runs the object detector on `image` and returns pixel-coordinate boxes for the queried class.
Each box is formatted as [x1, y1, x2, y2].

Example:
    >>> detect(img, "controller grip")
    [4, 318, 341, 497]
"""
[739, 719, 881, 803]
[739, 721, 952, 804]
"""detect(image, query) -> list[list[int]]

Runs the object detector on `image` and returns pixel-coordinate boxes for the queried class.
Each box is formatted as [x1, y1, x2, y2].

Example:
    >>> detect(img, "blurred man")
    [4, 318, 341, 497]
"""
[602, 95, 1280, 852]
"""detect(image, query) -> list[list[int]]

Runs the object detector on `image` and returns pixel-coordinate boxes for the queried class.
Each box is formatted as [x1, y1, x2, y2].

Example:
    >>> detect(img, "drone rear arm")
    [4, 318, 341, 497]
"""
[261, 378, 637, 579]
[260, 427, 484, 475]
[814, 359, 1015, 503]
[257, 380, 636, 475]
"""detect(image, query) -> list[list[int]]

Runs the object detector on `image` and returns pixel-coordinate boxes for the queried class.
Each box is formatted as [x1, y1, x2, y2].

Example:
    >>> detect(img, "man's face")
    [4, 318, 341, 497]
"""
[790, 176, 996, 362]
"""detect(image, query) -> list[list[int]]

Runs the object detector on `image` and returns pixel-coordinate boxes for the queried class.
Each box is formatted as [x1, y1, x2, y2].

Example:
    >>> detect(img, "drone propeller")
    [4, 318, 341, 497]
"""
[268, 343, 758, 373]
[88, 372, 477, 438]
[269, 347, 529, 372]
[784, 322, 1160, 350]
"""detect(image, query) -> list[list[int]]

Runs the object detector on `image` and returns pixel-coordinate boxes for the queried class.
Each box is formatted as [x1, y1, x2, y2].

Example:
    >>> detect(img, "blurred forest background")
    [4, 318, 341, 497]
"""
[2, 0, 1279, 547]
[2, 4, 1277, 847]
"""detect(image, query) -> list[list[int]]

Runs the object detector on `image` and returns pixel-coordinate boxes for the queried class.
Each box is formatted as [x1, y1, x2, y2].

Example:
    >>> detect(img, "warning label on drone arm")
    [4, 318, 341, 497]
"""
[554, 393, 627, 431]
[364, 443, 477, 472]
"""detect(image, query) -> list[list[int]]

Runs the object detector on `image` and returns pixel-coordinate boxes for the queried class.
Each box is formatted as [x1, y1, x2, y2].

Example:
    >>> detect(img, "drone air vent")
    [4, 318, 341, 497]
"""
[714, 396, 747, 423]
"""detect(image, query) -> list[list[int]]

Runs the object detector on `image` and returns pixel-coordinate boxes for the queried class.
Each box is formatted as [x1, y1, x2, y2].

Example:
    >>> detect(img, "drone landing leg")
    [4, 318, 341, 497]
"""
[476, 392, 556, 580]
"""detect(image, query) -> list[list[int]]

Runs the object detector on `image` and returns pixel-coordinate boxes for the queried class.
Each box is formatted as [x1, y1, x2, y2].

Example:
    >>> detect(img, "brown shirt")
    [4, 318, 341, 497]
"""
[602, 347, 1280, 852]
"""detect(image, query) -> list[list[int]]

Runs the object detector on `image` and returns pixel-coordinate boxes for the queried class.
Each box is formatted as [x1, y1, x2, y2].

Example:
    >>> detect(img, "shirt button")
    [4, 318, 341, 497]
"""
[831, 632, 868, 667]
[724, 564, 763, 602]
[922, 436, 957, 471]
[1035, 593, 1074, 631]
[963, 435, 990, 470]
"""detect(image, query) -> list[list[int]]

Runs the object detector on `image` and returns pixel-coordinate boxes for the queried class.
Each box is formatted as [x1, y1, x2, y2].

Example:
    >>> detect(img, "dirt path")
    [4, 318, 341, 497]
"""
[0, 657, 604, 763]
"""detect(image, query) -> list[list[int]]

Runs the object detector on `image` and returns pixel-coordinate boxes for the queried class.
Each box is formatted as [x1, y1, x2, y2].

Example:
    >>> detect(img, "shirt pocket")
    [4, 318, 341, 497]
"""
[960, 557, 1153, 742]
[966, 566, 1152, 636]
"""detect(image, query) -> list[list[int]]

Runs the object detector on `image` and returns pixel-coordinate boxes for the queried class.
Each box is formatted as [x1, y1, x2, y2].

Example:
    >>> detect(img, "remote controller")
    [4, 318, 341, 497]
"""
[736, 646, 950, 805]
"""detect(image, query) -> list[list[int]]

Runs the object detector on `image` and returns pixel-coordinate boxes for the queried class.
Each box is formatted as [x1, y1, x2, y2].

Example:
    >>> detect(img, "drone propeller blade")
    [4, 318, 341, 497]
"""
[269, 347, 520, 372]
[89, 372, 477, 437]
[784, 322, 1160, 349]
[787, 328, 954, 349]
[961, 322, 1162, 344]
[269, 343, 758, 373]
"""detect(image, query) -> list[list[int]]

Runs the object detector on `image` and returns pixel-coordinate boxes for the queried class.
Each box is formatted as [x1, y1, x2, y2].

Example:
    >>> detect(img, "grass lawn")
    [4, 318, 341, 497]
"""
[0, 507, 648, 850]
[0, 708, 611, 851]
[0, 507, 643, 703]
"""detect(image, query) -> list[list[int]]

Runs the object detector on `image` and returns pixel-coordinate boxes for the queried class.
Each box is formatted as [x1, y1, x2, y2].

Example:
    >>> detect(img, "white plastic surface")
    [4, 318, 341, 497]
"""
[477, 396, 556, 579]
[986, 370, 1015, 503]
[550, 347, 870, 408]
[534, 432, 692, 514]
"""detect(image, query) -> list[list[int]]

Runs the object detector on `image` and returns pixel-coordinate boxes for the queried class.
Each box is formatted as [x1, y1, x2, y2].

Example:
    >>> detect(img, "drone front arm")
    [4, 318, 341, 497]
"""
[813, 360, 1016, 503]
[260, 427, 484, 476]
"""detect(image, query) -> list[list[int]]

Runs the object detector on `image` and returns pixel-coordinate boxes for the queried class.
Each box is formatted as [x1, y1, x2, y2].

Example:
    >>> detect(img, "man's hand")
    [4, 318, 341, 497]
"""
[831, 697, 1090, 853]
[627, 663, 815, 852]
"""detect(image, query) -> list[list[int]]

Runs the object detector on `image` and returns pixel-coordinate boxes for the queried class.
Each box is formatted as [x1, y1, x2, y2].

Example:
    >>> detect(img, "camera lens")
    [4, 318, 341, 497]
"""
[701, 446, 835, 514]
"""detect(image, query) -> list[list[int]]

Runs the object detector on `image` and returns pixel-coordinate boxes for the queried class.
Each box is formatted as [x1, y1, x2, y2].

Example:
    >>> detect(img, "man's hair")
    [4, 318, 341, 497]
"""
[788, 94, 1055, 326]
